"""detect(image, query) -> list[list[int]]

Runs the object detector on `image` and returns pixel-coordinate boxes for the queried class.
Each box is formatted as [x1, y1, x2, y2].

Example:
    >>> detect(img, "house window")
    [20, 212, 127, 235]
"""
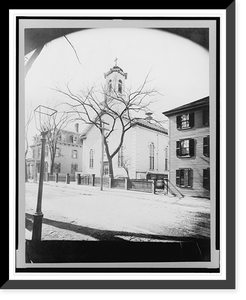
[203, 107, 209, 126]
[164, 147, 168, 171]
[203, 136, 210, 157]
[61, 133, 66, 142]
[118, 146, 124, 167]
[149, 142, 154, 170]
[177, 112, 194, 130]
[89, 149, 94, 168]
[53, 162, 61, 173]
[72, 149, 78, 159]
[203, 168, 210, 190]
[73, 135, 78, 144]
[176, 139, 195, 157]
[69, 135, 73, 143]
[176, 168, 193, 188]
[118, 80, 122, 93]
[55, 148, 61, 157]
[71, 163, 78, 174]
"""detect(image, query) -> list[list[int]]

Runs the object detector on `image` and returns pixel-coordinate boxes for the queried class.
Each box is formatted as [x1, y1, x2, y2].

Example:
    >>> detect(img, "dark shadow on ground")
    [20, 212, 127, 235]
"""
[25, 213, 210, 263]
[25, 213, 208, 243]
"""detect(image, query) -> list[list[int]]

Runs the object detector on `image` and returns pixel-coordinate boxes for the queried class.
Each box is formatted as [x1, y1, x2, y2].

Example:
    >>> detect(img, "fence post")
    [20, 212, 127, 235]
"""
[125, 177, 128, 190]
[47, 173, 49, 182]
[108, 177, 112, 188]
[77, 173, 81, 185]
[92, 174, 95, 186]
[151, 180, 156, 194]
[55, 173, 58, 183]
[66, 173, 70, 184]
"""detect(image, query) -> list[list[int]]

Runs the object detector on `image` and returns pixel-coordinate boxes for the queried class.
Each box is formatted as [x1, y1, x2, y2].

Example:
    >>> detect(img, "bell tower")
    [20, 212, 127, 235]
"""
[104, 58, 127, 97]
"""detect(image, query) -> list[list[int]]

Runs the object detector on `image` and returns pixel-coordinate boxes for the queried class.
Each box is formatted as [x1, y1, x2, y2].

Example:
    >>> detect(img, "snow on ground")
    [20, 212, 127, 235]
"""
[25, 181, 210, 242]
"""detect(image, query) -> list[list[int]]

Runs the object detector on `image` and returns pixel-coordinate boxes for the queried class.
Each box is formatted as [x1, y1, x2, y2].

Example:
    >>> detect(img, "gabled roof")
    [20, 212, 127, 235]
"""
[162, 96, 209, 116]
[80, 117, 168, 138]
[80, 123, 94, 139]
[133, 118, 168, 134]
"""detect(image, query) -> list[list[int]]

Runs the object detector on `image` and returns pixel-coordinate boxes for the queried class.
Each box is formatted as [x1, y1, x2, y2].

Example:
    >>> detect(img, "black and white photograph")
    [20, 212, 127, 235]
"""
[10, 10, 235, 284]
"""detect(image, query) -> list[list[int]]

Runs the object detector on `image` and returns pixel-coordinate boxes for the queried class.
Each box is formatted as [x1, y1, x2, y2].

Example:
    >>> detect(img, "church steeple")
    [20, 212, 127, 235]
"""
[104, 59, 127, 95]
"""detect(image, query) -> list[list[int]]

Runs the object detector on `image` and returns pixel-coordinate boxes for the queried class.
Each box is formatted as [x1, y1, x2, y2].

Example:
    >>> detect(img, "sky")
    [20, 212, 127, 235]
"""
[25, 28, 209, 143]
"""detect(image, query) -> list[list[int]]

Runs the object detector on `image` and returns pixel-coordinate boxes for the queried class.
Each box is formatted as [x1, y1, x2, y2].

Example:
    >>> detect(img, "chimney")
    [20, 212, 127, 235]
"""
[145, 112, 153, 121]
[75, 123, 79, 133]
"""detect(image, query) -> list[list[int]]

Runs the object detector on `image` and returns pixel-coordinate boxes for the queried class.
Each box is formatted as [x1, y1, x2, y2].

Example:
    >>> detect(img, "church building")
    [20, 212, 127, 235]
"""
[79, 61, 169, 180]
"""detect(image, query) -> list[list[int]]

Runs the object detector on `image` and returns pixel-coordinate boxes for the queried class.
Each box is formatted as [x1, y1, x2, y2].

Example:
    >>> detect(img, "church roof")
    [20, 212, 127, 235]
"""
[104, 65, 128, 79]
[133, 118, 168, 135]
[80, 117, 168, 139]
[111, 65, 124, 72]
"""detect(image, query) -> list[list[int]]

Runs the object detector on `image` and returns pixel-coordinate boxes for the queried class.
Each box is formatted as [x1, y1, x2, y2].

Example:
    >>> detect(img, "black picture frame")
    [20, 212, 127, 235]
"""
[5, 2, 235, 289]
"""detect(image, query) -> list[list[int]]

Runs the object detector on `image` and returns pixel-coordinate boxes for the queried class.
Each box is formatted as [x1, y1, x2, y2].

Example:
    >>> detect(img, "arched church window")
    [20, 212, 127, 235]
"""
[89, 149, 94, 168]
[118, 80, 122, 93]
[149, 142, 154, 170]
[108, 80, 112, 92]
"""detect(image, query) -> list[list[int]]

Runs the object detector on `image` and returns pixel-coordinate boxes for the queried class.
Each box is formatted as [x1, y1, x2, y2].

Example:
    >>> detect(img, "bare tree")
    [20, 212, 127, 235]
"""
[44, 111, 73, 175]
[54, 73, 160, 178]
[121, 156, 131, 179]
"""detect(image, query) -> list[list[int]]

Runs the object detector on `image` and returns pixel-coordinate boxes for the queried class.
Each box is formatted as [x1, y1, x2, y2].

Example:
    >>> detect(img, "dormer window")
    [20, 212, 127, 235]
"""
[118, 79, 122, 93]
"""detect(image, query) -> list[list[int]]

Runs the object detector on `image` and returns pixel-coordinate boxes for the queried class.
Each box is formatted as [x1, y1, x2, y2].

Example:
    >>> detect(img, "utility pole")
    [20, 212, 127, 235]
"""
[100, 121, 109, 191]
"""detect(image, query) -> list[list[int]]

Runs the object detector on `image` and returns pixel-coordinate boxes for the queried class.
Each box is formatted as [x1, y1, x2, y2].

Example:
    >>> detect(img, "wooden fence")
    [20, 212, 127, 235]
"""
[37, 173, 76, 183]
[128, 179, 153, 193]
[37, 173, 158, 194]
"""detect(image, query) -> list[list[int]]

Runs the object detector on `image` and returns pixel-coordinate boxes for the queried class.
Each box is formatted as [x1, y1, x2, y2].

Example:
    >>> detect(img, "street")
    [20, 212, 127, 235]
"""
[25, 181, 210, 242]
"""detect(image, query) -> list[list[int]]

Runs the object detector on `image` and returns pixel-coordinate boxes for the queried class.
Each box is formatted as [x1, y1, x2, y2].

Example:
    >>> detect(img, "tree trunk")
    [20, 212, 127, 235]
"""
[104, 138, 114, 178]
[107, 156, 114, 178]
[50, 154, 55, 175]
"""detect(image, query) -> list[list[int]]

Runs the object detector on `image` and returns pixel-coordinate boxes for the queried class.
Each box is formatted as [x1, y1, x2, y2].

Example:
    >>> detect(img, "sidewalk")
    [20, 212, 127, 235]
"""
[25, 181, 210, 242]
[40, 180, 210, 209]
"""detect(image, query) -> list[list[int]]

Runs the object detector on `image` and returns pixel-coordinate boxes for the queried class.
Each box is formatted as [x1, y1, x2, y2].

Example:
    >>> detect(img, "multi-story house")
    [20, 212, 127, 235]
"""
[26, 124, 83, 179]
[163, 96, 210, 198]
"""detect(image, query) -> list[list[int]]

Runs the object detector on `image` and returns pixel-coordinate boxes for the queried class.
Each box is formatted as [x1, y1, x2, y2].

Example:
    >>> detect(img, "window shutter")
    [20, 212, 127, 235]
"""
[189, 139, 195, 157]
[189, 112, 194, 127]
[203, 108, 209, 126]
[203, 137, 208, 156]
[203, 168, 210, 190]
[177, 115, 181, 129]
[188, 169, 193, 187]
[176, 169, 180, 186]
[176, 141, 181, 156]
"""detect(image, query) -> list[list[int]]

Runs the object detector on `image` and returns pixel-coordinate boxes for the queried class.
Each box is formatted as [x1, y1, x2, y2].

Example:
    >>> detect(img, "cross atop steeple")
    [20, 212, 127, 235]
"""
[114, 57, 118, 66]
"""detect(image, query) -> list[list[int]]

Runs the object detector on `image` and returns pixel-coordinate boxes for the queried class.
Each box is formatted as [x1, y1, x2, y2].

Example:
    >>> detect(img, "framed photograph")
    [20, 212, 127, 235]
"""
[6, 4, 235, 289]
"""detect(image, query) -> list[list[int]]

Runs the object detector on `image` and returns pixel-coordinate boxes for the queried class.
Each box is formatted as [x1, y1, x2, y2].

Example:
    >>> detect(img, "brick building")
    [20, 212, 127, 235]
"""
[26, 124, 83, 179]
[163, 97, 210, 198]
